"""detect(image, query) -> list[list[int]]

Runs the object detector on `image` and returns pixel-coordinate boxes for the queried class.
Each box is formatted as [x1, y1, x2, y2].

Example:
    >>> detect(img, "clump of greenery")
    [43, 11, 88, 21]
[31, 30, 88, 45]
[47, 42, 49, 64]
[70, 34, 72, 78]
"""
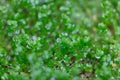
[0, 0, 120, 80]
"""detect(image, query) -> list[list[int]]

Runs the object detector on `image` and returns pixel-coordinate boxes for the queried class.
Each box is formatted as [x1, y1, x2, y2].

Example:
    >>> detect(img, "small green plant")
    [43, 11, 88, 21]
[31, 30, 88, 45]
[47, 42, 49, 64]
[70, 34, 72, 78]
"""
[0, 0, 120, 80]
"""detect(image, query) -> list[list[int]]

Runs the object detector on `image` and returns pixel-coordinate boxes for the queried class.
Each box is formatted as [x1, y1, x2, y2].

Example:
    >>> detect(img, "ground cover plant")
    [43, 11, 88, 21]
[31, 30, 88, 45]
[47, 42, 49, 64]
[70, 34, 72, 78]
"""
[0, 0, 120, 80]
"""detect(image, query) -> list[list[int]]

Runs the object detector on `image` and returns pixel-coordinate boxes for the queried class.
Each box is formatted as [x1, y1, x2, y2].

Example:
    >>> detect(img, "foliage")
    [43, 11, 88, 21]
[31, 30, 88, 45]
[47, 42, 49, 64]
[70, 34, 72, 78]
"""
[0, 0, 120, 80]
